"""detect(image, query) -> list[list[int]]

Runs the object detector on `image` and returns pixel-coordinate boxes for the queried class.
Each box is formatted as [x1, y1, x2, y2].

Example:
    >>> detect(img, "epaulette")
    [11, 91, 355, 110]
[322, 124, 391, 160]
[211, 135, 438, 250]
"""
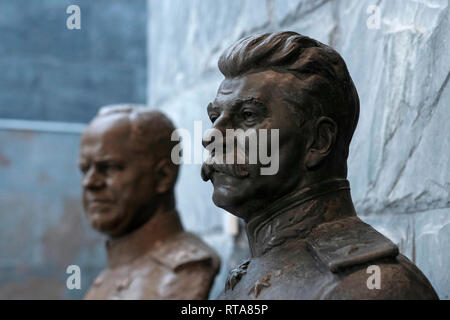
[150, 232, 220, 272]
[306, 216, 399, 273]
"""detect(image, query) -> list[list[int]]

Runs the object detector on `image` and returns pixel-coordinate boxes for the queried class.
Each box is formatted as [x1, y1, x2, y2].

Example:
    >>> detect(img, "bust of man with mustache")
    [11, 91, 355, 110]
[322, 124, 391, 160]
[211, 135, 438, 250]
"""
[80, 105, 219, 299]
[201, 32, 438, 299]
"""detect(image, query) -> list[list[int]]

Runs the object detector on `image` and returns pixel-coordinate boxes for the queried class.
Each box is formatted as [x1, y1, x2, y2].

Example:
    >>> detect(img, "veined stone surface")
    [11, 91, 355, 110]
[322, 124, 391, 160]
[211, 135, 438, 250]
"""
[148, 0, 449, 299]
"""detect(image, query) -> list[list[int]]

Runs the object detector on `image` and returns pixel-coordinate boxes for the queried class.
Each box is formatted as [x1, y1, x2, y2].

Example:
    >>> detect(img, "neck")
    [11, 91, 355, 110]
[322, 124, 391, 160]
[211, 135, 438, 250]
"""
[105, 206, 183, 268]
[246, 178, 355, 257]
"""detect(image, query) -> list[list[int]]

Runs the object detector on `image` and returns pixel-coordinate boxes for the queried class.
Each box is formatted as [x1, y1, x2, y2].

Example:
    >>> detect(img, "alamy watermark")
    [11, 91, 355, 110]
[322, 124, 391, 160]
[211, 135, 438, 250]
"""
[366, 265, 381, 289]
[66, 5, 81, 30]
[171, 121, 280, 176]
[65, 4, 381, 32]
[66, 264, 81, 290]
[366, 4, 381, 30]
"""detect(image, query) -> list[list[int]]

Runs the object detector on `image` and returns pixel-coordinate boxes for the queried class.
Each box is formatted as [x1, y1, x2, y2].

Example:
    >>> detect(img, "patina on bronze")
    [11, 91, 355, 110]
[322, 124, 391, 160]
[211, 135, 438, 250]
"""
[80, 104, 220, 299]
[201, 32, 438, 299]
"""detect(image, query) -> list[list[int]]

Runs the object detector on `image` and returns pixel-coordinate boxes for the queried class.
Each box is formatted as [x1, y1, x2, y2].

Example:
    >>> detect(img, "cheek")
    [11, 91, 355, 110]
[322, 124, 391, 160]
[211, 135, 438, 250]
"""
[135, 174, 156, 197]
[105, 172, 140, 202]
[121, 169, 157, 200]
[274, 129, 306, 179]
[280, 138, 304, 164]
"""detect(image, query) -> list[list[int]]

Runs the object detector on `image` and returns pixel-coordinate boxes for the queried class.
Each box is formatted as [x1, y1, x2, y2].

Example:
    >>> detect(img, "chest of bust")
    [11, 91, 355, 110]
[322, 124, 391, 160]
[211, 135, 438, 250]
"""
[84, 255, 179, 300]
[220, 240, 339, 300]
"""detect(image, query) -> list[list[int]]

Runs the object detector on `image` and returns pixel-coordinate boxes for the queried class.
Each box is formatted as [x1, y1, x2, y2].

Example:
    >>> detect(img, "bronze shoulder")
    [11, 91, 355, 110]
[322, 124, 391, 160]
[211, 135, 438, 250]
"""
[149, 231, 220, 273]
[306, 216, 399, 273]
[306, 216, 438, 299]
[322, 254, 439, 299]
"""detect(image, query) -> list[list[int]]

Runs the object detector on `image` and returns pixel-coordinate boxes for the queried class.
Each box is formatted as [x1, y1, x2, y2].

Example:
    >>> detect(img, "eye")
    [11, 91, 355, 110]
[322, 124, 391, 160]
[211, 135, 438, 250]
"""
[241, 108, 258, 124]
[96, 163, 109, 174]
[79, 163, 89, 174]
[110, 163, 125, 171]
[100, 162, 125, 173]
[243, 110, 254, 119]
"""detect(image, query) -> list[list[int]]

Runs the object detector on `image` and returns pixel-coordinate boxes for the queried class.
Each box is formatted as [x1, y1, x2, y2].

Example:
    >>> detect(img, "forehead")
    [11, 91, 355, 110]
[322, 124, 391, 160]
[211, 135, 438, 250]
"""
[213, 70, 303, 108]
[80, 114, 131, 158]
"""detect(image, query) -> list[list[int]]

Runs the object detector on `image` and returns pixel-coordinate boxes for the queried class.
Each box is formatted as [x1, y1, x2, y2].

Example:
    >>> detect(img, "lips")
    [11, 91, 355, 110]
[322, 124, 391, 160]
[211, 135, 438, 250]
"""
[87, 198, 112, 204]
[85, 197, 113, 211]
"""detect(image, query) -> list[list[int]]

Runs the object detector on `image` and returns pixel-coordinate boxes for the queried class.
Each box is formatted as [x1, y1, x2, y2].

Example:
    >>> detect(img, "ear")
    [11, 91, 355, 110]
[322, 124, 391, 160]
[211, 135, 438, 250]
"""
[304, 116, 337, 169]
[154, 159, 177, 194]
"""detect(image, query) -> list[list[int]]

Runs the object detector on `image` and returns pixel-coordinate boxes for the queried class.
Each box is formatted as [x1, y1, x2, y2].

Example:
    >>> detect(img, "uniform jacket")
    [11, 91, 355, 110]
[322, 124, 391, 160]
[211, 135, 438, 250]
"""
[220, 179, 438, 300]
[85, 210, 220, 300]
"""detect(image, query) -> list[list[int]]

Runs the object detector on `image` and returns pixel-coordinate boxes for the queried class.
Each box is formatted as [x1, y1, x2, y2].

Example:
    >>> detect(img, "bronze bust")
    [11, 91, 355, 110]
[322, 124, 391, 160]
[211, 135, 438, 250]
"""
[80, 105, 219, 299]
[201, 32, 438, 299]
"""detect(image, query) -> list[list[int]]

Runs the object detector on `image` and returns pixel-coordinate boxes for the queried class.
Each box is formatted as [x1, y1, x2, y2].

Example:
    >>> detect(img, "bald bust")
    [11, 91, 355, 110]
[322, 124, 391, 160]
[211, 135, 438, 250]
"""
[79, 105, 220, 300]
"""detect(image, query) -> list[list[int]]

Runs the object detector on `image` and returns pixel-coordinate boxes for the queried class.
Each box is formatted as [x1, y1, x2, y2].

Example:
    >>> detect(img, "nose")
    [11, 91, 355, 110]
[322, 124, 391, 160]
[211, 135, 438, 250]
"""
[202, 114, 231, 149]
[82, 167, 105, 190]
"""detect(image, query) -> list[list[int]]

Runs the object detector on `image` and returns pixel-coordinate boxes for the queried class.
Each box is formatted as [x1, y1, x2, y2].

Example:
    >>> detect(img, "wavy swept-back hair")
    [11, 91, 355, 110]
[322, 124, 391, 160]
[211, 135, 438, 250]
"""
[218, 32, 359, 173]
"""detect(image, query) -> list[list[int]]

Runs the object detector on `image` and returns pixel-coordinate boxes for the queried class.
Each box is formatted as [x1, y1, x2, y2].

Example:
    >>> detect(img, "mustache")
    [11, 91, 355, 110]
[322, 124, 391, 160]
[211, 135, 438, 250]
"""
[201, 160, 250, 182]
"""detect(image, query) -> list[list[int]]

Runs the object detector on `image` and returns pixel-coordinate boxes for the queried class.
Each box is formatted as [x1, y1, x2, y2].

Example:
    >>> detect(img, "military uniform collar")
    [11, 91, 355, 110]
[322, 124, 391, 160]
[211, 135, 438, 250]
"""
[105, 209, 183, 268]
[246, 178, 351, 257]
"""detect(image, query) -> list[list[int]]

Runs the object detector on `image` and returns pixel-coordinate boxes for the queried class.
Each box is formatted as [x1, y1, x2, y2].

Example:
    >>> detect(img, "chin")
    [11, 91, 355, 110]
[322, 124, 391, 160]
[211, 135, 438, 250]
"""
[212, 188, 244, 207]
[211, 172, 247, 201]
[211, 171, 265, 218]
[87, 211, 124, 236]
[212, 185, 256, 221]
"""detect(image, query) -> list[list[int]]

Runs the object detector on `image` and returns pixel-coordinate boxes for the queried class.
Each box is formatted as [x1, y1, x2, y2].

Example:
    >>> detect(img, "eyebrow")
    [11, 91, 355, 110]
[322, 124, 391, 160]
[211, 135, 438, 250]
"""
[78, 156, 124, 164]
[232, 97, 265, 109]
[95, 157, 125, 163]
[208, 97, 266, 112]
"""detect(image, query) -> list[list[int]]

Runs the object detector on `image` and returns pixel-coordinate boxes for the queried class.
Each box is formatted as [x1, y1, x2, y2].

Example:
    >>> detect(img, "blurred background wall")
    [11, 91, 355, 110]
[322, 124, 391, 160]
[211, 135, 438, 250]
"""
[0, 0, 146, 299]
[0, 0, 448, 299]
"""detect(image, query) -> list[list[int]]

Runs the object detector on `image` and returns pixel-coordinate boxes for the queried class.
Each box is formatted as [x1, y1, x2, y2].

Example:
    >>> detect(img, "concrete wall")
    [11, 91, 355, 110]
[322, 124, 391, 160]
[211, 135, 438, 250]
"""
[148, 0, 449, 299]
[0, 0, 146, 122]
[0, 0, 146, 299]
[0, 125, 106, 299]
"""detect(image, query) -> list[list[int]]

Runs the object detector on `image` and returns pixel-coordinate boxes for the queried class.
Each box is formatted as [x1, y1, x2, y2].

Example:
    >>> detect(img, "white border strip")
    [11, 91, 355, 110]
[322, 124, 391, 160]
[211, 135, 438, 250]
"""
[0, 119, 86, 134]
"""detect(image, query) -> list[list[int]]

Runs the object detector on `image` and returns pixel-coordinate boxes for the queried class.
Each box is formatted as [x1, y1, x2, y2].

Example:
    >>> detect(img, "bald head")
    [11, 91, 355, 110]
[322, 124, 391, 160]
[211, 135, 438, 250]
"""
[87, 104, 178, 160]
[79, 105, 179, 237]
